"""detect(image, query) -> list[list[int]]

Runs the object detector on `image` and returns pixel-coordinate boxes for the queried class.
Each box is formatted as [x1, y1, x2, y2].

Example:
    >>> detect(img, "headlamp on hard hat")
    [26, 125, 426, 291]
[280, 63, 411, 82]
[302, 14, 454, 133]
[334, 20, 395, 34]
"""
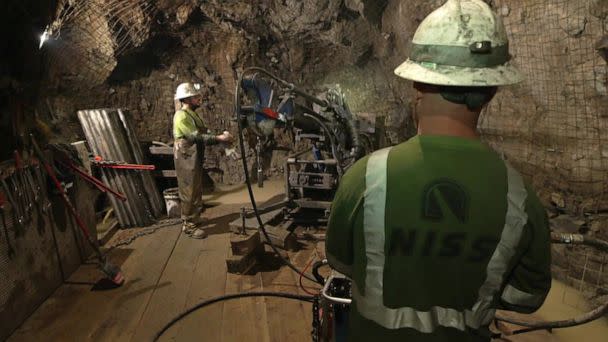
[394, 0, 523, 87]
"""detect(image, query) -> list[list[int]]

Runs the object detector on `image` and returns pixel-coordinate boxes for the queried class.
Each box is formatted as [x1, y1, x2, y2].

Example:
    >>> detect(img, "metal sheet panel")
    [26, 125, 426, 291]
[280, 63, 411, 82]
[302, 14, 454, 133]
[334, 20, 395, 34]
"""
[77, 108, 162, 227]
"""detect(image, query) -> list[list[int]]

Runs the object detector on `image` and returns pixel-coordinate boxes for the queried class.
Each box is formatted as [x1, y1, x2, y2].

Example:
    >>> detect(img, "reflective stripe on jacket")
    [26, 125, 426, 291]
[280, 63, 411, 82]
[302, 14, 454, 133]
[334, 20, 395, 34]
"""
[325, 135, 552, 341]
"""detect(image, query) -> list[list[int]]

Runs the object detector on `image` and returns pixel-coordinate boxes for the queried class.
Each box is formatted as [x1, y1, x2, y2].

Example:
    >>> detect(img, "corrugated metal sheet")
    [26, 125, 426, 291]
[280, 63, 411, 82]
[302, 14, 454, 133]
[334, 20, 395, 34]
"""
[117, 109, 164, 217]
[77, 109, 163, 227]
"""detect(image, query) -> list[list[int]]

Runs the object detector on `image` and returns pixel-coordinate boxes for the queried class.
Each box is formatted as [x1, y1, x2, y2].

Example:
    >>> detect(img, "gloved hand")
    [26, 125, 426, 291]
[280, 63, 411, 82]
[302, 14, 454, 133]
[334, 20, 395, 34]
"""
[216, 131, 234, 143]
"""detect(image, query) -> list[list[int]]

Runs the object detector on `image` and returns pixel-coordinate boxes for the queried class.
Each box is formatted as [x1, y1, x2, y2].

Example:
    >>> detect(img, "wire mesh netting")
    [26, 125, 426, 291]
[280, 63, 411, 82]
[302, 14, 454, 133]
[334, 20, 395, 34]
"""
[43, 0, 155, 86]
[563, 248, 607, 308]
[480, 0, 608, 213]
[475, 0, 608, 306]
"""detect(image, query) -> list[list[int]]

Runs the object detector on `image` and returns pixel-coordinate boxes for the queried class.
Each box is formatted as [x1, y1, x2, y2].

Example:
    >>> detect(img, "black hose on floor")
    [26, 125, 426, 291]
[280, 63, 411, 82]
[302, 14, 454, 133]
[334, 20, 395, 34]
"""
[234, 67, 321, 284]
[494, 232, 608, 335]
[501, 300, 608, 335]
[312, 259, 328, 285]
[152, 292, 315, 341]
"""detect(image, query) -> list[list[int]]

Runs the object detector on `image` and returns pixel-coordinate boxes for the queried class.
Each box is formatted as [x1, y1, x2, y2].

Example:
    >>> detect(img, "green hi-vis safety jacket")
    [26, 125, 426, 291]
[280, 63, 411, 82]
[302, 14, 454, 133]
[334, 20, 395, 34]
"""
[172, 108, 218, 144]
[326, 135, 552, 342]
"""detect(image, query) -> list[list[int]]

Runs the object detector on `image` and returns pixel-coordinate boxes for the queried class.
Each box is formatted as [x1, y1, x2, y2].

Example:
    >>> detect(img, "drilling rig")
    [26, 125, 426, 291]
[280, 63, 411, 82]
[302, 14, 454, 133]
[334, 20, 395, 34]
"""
[226, 67, 380, 272]
[237, 68, 376, 211]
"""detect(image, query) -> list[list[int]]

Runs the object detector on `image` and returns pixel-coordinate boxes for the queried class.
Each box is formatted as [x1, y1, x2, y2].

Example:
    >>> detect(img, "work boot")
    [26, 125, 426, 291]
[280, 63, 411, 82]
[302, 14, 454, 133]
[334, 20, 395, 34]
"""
[191, 215, 207, 225]
[189, 228, 208, 239]
[181, 215, 207, 232]
[182, 221, 197, 234]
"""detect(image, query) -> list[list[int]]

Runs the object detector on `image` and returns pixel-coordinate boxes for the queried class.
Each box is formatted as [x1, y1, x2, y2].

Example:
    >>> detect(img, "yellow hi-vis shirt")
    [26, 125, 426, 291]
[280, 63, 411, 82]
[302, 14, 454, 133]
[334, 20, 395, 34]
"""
[173, 108, 217, 144]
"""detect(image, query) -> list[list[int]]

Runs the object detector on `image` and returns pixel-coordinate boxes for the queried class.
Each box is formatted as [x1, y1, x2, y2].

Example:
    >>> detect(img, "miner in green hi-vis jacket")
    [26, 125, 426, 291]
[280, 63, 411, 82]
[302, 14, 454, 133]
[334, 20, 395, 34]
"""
[325, 0, 552, 341]
[173, 82, 233, 239]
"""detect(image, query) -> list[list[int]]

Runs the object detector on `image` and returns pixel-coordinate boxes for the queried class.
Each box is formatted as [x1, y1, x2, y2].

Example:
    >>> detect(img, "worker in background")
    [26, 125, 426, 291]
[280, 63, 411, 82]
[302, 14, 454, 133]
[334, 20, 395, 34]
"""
[325, 0, 551, 341]
[173, 82, 233, 239]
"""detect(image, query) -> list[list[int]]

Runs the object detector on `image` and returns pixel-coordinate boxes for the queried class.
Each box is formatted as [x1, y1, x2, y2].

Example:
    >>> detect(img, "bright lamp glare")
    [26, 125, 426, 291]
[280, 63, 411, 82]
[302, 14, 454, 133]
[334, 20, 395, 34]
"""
[39, 29, 50, 49]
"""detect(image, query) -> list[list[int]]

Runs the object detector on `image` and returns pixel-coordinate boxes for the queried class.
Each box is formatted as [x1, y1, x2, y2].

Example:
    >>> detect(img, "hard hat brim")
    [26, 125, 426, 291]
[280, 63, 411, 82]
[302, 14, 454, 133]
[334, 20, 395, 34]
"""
[174, 93, 202, 101]
[394, 59, 524, 87]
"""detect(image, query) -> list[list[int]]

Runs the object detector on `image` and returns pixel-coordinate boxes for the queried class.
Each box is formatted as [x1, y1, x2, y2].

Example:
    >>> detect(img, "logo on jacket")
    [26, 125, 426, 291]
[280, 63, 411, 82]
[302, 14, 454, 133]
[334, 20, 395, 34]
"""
[387, 179, 498, 261]
[421, 179, 469, 223]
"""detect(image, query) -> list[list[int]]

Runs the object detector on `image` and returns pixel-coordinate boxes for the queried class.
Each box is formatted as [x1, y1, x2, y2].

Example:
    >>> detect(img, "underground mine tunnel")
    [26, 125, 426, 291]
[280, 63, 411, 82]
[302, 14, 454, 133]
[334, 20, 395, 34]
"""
[1, 0, 608, 341]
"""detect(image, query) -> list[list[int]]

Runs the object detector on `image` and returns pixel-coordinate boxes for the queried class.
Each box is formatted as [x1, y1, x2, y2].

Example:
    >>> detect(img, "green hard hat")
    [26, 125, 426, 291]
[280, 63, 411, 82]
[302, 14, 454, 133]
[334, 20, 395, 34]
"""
[394, 0, 523, 87]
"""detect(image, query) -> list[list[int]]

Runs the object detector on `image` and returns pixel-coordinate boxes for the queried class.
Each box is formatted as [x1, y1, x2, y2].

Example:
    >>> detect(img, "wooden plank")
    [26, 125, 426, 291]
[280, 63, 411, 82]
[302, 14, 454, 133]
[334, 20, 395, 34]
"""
[260, 226, 298, 251]
[130, 231, 206, 342]
[227, 244, 264, 275]
[149, 146, 173, 155]
[261, 247, 315, 342]
[229, 208, 284, 232]
[172, 233, 230, 342]
[221, 269, 270, 342]
[240, 202, 288, 219]
[492, 311, 560, 342]
[293, 199, 332, 209]
[91, 226, 182, 341]
[154, 169, 220, 179]
[230, 231, 262, 256]
[7, 225, 181, 342]
[287, 246, 317, 336]
[153, 170, 177, 178]
[315, 241, 326, 260]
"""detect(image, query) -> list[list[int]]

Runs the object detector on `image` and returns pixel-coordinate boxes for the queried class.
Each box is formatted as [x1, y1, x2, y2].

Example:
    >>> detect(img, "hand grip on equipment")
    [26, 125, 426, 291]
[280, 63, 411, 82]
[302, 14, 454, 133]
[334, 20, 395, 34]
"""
[218, 131, 234, 143]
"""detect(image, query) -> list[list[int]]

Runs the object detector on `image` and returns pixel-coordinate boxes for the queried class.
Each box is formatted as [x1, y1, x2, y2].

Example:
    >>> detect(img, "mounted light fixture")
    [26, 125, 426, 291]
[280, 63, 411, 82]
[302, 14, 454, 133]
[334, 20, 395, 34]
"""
[39, 23, 60, 49]
[39, 26, 51, 49]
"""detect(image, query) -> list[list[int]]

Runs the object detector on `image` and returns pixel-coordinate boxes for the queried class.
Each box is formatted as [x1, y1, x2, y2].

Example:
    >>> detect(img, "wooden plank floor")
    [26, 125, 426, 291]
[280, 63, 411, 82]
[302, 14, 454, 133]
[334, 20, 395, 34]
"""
[7, 181, 316, 342]
[6, 179, 572, 342]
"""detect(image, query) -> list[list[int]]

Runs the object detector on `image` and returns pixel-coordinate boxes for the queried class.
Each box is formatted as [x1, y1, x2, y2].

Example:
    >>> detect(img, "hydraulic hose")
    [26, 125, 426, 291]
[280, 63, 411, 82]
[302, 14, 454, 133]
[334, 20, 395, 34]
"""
[312, 259, 329, 285]
[235, 67, 320, 284]
[241, 67, 328, 108]
[153, 292, 315, 341]
[325, 88, 361, 160]
[494, 232, 608, 335]
[549, 232, 608, 253]
[302, 113, 343, 177]
[498, 302, 608, 335]
[345, 116, 362, 159]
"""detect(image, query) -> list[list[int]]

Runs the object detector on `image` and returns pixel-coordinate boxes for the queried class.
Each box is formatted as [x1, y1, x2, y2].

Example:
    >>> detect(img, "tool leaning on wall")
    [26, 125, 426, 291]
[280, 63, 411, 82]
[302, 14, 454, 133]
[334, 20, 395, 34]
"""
[0, 135, 133, 287]
[0, 191, 15, 259]
[0, 146, 66, 280]
[30, 135, 125, 286]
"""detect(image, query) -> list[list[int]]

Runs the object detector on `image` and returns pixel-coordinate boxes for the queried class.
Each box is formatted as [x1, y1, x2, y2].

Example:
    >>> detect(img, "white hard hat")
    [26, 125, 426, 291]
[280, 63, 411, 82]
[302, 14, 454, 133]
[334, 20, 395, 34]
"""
[174, 82, 201, 100]
[394, 0, 523, 87]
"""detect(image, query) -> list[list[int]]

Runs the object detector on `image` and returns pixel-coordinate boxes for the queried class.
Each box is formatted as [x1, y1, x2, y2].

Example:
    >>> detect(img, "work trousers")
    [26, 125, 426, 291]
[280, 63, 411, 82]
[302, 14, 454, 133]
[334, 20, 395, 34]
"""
[174, 138, 204, 223]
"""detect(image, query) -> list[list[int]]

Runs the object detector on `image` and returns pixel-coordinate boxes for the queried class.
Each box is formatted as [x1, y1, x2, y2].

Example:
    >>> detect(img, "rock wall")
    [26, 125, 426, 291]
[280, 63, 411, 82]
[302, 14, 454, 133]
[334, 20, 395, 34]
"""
[21, 1, 608, 199]
[41, 0, 411, 184]
[480, 0, 608, 214]
[479, 0, 608, 305]
[21, 1, 608, 212]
